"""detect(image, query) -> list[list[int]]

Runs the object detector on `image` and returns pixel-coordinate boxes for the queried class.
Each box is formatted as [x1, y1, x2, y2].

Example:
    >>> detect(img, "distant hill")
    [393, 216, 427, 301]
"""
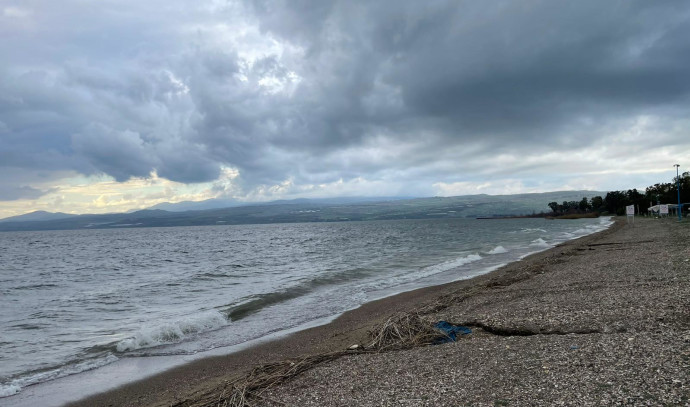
[146, 196, 412, 212]
[0, 191, 606, 232]
[0, 210, 77, 223]
[148, 199, 243, 212]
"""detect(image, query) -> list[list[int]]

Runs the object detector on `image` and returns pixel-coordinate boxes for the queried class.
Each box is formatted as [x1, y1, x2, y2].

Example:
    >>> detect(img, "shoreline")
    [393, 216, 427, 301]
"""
[49, 218, 630, 407]
[0, 219, 608, 406]
[260, 217, 688, 406]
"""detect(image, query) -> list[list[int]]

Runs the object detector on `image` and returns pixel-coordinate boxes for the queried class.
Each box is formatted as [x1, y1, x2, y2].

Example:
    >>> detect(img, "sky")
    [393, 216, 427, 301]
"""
[1, 0, 689, 218]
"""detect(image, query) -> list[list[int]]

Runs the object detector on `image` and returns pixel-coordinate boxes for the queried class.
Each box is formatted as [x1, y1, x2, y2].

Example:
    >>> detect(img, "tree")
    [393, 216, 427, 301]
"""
[546, 172, 690, 216]
[548, 201, 559, 213]
[578, 197, 590, 212]
[604, 191, 626, 215]
[646, 183, 673, 205]
[590, 196, 604, 212]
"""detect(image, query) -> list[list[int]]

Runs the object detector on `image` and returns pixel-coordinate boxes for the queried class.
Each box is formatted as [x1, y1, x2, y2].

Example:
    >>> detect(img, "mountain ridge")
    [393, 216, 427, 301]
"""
[0, 210, 78, 223]
[0, 191, 606, 231]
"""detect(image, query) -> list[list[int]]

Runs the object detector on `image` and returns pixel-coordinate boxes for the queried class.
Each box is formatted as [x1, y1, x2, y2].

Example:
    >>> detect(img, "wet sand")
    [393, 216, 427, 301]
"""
[68, 217, 689, 406]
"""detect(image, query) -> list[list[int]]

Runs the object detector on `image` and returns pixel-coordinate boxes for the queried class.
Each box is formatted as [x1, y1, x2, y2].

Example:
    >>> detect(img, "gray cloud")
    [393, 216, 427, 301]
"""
[71, 124, 155, 181]
[0, 167, 60, 201]
[1, 0, 690, 200]
[0, 184, 47, 201]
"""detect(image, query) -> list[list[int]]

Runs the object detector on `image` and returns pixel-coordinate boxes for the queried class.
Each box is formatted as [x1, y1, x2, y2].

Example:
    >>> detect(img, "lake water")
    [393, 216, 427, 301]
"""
[0, 217, 612, 400]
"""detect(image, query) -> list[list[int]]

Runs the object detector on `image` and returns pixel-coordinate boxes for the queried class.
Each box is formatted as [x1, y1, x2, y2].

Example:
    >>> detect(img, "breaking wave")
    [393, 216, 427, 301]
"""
[487, 245, 508, 254]
[116, 310, 228, 352]
[529, 238, 550, 248]
[0, 384, 20, 398]
[416, 253, 482, 279]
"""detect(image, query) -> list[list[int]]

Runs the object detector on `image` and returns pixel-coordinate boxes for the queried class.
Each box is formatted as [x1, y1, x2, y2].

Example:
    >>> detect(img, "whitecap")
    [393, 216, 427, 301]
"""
[369, 253, 484, 290]
[521, 228, 547, 233]
[529, 238, 550, 248]
[416, 254, 482, 278]
[116, 310, 228, 352]
[0, 383, 21, 398]
[487, 246, 508, 255]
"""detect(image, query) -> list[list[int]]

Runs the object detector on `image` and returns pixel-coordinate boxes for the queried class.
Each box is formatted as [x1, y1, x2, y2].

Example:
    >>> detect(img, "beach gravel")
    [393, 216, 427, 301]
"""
[263, 218, 689, 406]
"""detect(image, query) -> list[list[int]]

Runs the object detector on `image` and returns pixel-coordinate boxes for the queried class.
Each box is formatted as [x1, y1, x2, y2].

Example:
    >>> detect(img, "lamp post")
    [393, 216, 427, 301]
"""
[675, 164, 681, 221]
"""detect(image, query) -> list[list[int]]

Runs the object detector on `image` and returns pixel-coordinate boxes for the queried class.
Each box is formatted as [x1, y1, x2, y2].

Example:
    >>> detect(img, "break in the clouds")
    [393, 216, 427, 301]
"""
[1, 0, 690, 215]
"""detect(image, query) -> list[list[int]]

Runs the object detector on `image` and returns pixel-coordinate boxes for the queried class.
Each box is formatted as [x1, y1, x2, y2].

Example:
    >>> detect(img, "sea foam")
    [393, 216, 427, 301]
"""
[116, 310, 228, 352]
[0, 384, 20, 398]
[529, 238, 550, 248]
[374, 253, 484, 290]
[417, 253, 482, 279]
[0, 354, 119, 398]
[521, 228, 547, 233]
[487, 245, 508, 254]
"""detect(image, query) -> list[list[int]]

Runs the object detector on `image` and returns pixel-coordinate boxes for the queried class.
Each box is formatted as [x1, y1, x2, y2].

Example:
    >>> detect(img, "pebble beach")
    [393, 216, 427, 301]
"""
[71, 217, 689, 406]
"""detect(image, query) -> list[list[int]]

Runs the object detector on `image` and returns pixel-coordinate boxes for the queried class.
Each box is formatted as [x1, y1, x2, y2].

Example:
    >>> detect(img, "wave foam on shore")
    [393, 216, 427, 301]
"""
[116, 310, 228, 352]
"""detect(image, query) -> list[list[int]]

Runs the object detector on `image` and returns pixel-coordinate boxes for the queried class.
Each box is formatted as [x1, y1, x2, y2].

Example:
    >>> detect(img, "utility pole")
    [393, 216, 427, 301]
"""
[675, 164, 681, 221]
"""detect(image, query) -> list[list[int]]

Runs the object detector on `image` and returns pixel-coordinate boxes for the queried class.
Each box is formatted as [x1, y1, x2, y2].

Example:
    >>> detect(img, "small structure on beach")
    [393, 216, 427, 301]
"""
[647, 204, 682, 217]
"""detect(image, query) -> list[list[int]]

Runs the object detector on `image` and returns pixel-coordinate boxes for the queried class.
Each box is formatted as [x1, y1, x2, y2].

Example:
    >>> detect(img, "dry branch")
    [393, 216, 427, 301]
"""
[367, 312, 444, 351]
[177, 311, 456, 406]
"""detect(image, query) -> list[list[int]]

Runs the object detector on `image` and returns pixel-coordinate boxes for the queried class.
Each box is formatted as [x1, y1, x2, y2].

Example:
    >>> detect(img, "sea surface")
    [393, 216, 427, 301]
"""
[0, 217, 612, 399]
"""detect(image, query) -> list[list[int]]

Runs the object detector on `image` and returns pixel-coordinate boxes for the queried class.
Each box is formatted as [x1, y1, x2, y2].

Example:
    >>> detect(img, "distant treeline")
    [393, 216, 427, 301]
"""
[549, 171, 689, 216]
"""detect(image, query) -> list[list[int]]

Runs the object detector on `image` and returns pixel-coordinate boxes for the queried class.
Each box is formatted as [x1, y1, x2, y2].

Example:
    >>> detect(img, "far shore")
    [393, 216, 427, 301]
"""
[64, 217, 688, 406]
[477, 212, 600, 220]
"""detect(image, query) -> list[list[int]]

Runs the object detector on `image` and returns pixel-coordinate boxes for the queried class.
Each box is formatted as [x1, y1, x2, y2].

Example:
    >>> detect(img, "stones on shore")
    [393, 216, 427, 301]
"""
[260, 219, 690, 406]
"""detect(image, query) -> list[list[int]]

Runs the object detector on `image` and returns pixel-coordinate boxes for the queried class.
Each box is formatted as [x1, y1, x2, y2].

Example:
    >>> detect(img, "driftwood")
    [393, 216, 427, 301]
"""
[367, 312, 443, 351]
[175, 311, 454, 407]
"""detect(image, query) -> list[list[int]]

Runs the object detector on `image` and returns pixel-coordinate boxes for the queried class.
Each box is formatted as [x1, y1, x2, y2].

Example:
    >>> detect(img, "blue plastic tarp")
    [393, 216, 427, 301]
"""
[434, 321, 472, 343]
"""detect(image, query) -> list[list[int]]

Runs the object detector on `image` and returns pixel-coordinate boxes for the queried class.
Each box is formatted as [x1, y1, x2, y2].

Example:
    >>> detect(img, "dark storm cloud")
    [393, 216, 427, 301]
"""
[71, 124, 156, 182]
[248, 0, 690, 141]
[2, 0, 690, 199]
[237, 0, 690, 186]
